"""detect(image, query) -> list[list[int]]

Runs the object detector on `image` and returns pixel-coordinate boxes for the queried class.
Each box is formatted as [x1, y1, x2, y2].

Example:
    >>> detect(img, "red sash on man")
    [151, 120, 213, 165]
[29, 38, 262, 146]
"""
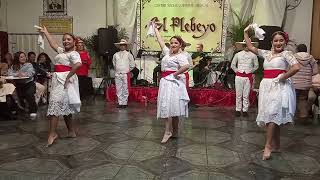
[236, 71, 253, 87]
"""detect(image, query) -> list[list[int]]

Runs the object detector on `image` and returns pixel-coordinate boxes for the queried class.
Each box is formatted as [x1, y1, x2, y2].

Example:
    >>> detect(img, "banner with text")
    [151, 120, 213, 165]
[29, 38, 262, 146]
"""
[140, 0, 225, 52]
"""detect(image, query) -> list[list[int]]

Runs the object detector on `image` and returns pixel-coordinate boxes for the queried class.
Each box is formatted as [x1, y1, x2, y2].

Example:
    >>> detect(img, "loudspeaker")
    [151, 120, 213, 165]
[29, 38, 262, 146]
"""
[98, 27, 118, 56]
[258, 26, 283, 50]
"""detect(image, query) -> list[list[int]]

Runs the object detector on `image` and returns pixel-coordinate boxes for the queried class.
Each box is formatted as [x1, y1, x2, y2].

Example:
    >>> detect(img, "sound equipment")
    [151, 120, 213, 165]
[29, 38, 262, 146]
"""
[98, 27, 118, 56]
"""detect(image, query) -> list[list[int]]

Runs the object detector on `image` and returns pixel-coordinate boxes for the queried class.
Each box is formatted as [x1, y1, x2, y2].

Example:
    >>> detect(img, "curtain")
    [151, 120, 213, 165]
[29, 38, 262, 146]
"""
[0, 31, 8, 61]
[0, 0, 7, 32]
[106, 0, 138, 43]
[253, 0, 287, 27]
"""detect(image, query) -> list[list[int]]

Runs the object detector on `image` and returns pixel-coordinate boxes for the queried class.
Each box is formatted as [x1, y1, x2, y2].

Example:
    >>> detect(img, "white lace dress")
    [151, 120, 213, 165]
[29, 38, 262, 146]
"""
[47, 47, 81, 116]
[157, 52, 190, 119]
[256, 50, 298, 126]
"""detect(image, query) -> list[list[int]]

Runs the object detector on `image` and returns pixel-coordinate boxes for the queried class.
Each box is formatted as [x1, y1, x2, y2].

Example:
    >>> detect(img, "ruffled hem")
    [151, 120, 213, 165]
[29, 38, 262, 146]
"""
[47, 101, 77, 116]
[256, 114, 294, 127]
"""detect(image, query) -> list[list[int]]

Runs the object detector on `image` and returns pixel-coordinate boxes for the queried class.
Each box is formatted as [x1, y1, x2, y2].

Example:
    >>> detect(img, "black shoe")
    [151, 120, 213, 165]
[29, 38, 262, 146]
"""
[122, 105, 128, 108]
[242, 112, 248, 117]
[116, 105, 123, 108]
[235, 111, 241, 117]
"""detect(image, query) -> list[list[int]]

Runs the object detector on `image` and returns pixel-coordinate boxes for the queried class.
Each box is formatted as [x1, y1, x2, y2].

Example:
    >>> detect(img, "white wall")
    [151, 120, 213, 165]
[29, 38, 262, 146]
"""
[283, 0, 314, 51]
[6, 0, 106, 58]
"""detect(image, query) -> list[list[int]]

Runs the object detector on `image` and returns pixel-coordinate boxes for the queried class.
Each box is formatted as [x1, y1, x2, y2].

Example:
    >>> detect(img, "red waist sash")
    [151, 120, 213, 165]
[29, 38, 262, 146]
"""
[236, 72, 253, 88]
[161, 71, 176, 78]
[54, 65, 72, 72]
[236, 72, 253, 78]
[161, 71, 189, 88]
[264, 69, 286, 78]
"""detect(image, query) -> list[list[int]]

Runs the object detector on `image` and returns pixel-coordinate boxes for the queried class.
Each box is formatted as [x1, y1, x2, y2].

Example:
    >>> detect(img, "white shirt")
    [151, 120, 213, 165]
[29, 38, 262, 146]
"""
[112, 50, 135, 73]
[231, 50, 259, 74]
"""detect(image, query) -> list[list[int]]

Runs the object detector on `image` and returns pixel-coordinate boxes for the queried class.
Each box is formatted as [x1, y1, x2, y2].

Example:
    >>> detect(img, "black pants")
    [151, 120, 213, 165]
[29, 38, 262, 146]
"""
[78, 76, 94, 99]
[153, 65, 161, 86]
[16, 81, 37, 113]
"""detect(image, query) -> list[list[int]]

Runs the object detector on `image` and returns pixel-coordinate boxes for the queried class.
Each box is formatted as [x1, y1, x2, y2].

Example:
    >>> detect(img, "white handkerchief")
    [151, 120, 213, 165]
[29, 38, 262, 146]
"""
[147, 22, 155, 37]
[251, 23, 265, 40]
[37, 35, 44, 49]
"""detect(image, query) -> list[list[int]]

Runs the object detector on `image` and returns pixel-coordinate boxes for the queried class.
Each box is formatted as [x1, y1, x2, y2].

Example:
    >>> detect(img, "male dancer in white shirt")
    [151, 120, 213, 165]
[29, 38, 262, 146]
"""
[231, 42, 258, 117]
[113, 39, 136, 108]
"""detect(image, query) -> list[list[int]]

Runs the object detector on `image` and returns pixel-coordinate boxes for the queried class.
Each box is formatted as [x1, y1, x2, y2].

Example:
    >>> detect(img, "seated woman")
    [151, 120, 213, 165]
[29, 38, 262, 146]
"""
[0, 77, 16, 119]
[8, 51, 37, 119]
[36, 52, 52, 104]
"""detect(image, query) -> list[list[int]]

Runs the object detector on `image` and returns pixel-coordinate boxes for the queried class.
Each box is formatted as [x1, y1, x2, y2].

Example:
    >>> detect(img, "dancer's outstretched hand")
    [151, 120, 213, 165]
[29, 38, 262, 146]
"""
[36, 25, 48, 34]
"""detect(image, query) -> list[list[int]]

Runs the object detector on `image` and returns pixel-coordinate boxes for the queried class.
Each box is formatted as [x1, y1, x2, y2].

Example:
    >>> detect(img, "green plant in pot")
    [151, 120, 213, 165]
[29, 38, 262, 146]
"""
[228, 9, 254, 51]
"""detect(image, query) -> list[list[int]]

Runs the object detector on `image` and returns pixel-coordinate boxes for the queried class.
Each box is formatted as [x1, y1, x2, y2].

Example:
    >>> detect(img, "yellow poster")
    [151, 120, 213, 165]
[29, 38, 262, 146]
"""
[39, 17, 73, 34]
[140, 0, 225, 52]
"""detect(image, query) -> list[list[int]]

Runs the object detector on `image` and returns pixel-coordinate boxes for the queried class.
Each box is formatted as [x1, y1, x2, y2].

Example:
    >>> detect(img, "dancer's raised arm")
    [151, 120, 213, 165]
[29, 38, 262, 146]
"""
[38, 26, 59, 52]
[154, 23, 166, 50]
[244, 25, 258, 54]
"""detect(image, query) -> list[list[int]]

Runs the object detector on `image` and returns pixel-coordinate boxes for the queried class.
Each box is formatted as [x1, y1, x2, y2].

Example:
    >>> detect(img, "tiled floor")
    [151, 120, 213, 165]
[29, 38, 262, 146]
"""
[0, 98, 320, 180]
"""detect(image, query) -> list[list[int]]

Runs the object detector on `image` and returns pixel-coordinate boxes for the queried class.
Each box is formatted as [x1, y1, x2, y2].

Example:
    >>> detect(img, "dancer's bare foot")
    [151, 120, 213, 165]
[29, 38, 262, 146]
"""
[46, 133, 58, 147]
[161, 132, 172, 143]
[262, 146, 272, 160]
[262, 148, 281, 153]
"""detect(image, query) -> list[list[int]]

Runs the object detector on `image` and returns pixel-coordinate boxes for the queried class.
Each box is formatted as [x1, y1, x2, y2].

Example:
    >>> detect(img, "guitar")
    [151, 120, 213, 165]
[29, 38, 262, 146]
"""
[192, 56, 203, 66]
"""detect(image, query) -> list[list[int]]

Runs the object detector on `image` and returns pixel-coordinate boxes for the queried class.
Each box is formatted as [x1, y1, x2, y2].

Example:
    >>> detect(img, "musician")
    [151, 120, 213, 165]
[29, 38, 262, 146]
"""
[231, 42, 258, 117]
[191, 43, 208, 85]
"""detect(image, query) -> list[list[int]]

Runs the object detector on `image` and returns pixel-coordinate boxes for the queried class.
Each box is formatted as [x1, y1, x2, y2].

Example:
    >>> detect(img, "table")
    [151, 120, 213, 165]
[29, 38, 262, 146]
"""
[1, 76, 29, 80]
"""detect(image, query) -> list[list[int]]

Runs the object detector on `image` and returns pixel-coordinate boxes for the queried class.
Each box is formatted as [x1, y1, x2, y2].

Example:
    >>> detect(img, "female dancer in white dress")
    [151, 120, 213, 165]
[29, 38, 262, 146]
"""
[38, 26, 82, 146]
[244, 26, 300, 160]
[154, 25, 190, 143]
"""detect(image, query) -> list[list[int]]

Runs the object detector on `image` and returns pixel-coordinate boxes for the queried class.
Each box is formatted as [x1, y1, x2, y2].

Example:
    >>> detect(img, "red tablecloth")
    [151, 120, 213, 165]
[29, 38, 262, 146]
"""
[105, 86, 257, 107]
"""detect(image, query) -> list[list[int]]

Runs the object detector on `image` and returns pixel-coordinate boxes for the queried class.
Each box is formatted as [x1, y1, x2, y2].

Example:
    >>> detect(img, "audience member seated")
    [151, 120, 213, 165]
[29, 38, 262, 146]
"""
[8, 51, 38, 120]
[36, 52, 52, 103]
[75, 38, 93, 99]
[0, 52, 13, 75]
[0, 77, 17, 119]
[28, 52, 50, 104]
[292, 44, 318, 124]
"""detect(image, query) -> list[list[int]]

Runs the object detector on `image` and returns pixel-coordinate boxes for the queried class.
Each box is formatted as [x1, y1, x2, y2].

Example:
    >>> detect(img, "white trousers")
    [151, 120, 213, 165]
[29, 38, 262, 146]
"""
[235, 76, 251, 112]
[115, 73, 129, 105]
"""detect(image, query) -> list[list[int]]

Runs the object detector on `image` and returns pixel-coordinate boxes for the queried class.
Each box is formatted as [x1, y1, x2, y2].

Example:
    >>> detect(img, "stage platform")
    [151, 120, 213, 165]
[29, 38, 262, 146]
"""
[105, 86, 257, 107]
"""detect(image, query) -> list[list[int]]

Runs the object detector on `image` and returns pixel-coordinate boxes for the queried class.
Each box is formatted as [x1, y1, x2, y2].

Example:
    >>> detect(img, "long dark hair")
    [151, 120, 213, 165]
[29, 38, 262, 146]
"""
[12, 51, 26, 71]
[37, 52, 52, 71]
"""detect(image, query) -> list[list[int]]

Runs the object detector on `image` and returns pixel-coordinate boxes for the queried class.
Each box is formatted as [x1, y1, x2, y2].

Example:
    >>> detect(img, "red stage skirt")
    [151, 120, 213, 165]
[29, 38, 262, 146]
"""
[105, 86, 257, 107]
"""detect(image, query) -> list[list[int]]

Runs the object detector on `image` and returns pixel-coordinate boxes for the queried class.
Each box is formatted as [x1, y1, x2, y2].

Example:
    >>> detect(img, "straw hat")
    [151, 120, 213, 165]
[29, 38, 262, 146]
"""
[235, 39, 258, 46]
[235, 39, 258, 50]
[114, 39, 130, 48]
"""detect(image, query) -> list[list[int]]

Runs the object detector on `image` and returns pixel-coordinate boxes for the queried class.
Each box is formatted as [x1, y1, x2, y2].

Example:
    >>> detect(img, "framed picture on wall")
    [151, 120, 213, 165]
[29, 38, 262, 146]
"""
[43, 0, 67, 16]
